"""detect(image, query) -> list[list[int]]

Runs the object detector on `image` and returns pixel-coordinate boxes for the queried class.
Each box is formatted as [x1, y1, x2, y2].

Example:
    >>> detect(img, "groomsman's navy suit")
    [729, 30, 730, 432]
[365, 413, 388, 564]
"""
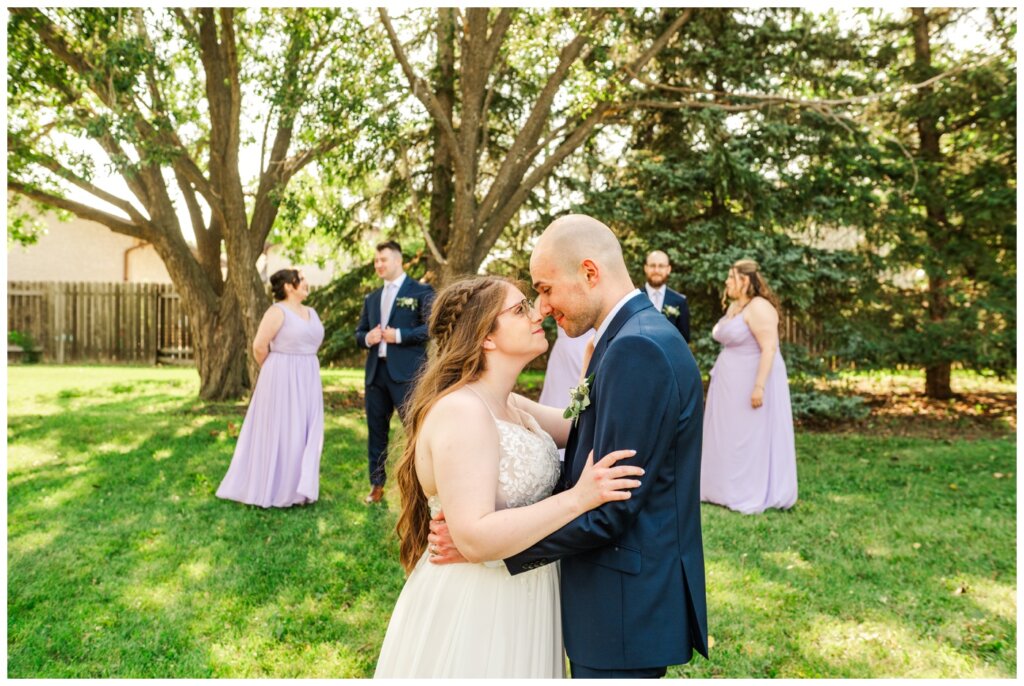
[646, 284, 691, 343]
[505, 292, 708, 677]
[355, 274, 434, 487]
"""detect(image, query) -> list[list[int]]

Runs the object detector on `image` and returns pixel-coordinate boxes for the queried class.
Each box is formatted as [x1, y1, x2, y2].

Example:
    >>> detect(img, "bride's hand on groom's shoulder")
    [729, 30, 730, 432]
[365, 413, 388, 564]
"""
[427, 511, 468, 565]
[573, 449, 643, 513]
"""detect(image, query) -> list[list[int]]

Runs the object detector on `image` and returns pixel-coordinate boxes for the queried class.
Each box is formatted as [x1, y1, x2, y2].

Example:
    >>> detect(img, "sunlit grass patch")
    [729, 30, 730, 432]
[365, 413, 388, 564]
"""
[7, 365, 1016, 678]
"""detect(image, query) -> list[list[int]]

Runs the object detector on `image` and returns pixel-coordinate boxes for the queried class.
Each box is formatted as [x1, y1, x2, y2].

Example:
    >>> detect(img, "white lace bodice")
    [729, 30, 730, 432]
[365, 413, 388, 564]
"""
[427, 413, 560, 518]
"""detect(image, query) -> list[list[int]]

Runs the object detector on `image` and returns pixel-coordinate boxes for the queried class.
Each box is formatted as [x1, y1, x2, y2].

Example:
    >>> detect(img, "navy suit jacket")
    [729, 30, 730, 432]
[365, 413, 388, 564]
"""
[647, 286, 691, 343]
[354, 277, 434, 385]
[505, 293, 708, 670]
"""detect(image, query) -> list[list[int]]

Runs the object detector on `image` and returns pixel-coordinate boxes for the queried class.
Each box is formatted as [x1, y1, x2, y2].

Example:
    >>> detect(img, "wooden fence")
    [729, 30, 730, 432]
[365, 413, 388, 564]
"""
[8, 281, 837, 367]
[7, 281, 192, 364]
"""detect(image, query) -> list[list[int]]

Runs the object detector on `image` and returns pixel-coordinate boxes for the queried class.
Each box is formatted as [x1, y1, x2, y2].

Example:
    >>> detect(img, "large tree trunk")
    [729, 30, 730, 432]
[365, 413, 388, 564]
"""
[191, 294, 250, 401]
[9, 8, 349, 400]
[912, 8, 954, 399]
[426, 8, 456, 279]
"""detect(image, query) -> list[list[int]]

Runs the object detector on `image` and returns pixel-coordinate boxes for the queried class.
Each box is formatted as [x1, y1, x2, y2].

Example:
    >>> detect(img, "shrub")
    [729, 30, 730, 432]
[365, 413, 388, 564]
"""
[789, 388, 870, 425]
[8, 330, 41, 363]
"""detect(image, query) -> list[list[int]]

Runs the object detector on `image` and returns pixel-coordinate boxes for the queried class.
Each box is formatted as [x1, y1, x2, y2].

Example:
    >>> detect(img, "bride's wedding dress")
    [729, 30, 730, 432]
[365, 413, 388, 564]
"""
[374, 408, 565, 678]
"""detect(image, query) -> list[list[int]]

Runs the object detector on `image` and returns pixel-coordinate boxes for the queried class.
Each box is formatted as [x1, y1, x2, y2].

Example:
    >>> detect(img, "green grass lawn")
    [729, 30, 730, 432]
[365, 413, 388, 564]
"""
[7, 365, 1016, 677]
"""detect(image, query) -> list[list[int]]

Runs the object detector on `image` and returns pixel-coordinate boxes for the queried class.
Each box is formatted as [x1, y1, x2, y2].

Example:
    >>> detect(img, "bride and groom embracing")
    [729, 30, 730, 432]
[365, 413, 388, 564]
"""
[374, 215, 708, 679]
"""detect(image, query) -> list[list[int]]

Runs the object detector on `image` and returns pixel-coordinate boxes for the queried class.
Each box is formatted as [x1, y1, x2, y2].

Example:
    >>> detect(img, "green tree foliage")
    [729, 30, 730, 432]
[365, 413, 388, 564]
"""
[575, 9, 1015, 393]
[7, 8, 386, 398]
[576, 9, 885, 374]
[851, 8, 1017, 395]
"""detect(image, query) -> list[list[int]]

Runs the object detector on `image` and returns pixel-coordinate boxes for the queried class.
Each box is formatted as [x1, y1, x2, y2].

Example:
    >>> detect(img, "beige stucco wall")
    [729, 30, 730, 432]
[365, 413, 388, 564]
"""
[7, 206, 172, 283]
[257, 246, 341, 287]
[7, 202, 344, 286]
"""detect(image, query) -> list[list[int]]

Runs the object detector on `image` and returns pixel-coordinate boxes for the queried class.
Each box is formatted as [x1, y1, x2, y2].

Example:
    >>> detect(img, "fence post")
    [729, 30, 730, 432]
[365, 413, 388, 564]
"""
[52, 283, 65, 364]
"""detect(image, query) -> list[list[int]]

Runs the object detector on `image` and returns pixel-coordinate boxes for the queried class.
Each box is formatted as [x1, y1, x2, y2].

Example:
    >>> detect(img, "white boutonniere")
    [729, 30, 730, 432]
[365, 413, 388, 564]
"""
[663, 304, 681, 318]
[395, 296, 418, 311]
[563, 374, 595, 425]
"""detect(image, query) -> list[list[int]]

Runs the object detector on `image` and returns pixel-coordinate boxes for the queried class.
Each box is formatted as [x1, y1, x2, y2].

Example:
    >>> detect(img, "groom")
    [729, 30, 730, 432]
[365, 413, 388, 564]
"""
[432, 215, 708, 678]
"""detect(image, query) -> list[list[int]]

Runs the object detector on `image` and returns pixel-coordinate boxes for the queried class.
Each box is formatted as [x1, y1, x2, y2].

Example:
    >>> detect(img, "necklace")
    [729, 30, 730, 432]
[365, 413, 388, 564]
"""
[727, 297, 750, 319]
[467, 383, 524, 428]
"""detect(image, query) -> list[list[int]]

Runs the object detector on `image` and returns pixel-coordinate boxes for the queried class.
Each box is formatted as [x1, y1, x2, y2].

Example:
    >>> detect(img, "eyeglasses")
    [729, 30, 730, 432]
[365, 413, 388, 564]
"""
[498, 298, 536, 318]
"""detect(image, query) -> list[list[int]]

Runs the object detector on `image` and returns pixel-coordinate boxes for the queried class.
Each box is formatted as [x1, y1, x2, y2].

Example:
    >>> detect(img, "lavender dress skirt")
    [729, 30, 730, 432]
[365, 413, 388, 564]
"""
[216, 303, 325, 508]
[700, 313, 797, 514]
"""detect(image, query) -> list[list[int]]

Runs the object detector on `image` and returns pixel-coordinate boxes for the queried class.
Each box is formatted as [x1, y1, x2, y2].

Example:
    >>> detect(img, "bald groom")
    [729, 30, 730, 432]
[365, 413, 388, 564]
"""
[516, 216, 708, 677]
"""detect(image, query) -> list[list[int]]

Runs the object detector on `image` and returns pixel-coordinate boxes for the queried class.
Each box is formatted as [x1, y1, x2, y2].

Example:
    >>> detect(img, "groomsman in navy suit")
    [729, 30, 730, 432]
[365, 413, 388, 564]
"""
[643, 249, 691, 343]
[355, 241, 434, 504]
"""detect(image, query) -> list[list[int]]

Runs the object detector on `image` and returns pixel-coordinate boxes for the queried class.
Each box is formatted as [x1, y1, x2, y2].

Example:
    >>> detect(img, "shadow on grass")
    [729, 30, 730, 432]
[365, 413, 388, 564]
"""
[673, 433, 1015, 678]
[8, 385, 403, 677]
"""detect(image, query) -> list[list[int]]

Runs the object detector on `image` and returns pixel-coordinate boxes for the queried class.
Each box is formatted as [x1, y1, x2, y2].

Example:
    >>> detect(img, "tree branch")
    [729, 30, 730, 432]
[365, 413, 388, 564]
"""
[172, 8, 200, 44]
[483, 9, 514, 73]
[476, 104, 613, 262]
[379, 8, 466, 180]
[17, 8, 221, 216]
[173, 169, 208, 239]
[397, 139, 448, 265]
[477, 8, 694, 245]
[626, 52, 1000, 109]
[28, 151, 150, 226]
[8, 181, 149, 240]
[476, 10, 607, 226]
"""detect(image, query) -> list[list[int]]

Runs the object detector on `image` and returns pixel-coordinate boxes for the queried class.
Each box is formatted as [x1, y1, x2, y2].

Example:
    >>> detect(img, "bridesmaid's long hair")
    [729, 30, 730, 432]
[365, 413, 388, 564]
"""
[395, 276, 513, 573]
[725, 259, 781, 312]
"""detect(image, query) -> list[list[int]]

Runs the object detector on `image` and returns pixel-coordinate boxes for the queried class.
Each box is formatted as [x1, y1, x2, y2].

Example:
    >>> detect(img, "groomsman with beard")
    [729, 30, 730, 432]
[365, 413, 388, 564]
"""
[355, 241, 434, 504]
[643, 250, 691, 343]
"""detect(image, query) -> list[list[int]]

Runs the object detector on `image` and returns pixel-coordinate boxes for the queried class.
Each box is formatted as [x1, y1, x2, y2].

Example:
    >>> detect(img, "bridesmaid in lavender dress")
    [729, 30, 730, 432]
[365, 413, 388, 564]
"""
[538, 326, 594, 461]
[217, 268, 325, 508]
[701, 259, 797, 514]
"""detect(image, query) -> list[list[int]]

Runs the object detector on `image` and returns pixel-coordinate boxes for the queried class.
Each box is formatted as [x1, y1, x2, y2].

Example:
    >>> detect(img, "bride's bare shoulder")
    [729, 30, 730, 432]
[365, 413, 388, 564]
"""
[425, 387, 490, 426]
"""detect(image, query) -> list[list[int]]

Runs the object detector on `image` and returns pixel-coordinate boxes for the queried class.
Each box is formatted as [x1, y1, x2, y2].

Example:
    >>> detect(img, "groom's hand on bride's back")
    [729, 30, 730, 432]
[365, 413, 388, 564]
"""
[428, 511, 468, 565]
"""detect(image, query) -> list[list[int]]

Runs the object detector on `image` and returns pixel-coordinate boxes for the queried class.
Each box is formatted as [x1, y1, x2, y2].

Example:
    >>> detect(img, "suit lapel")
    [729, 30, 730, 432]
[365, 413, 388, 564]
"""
[370, 288, 384, 327]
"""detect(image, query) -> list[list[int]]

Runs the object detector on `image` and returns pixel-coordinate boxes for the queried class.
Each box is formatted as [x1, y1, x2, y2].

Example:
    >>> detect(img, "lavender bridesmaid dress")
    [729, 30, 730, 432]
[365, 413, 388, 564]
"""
[538, 325, 593, 410]
[216, 303, 325, 508]
[700, 313, 797, 514]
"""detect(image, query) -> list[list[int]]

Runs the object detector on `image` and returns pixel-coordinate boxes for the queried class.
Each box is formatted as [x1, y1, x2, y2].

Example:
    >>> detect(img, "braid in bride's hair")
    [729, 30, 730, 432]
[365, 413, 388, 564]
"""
[395, 276, 513, 573]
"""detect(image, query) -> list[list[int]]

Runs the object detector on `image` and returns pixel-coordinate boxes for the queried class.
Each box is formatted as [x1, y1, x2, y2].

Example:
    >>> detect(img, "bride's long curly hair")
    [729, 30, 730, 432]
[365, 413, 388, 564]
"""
[395, 275, 514, 573]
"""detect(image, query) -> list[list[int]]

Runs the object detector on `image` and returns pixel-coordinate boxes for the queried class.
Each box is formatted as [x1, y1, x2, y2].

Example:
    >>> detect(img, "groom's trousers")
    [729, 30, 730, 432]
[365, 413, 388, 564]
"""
[570, 662, 667, 679]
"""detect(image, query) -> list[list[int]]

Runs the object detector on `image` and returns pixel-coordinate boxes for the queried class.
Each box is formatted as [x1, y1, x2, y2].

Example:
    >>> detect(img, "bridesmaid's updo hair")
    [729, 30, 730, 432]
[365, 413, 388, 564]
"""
[394, 275, 516, 573]
[727, 259, 781, 312]
[270, 269, 301, 301]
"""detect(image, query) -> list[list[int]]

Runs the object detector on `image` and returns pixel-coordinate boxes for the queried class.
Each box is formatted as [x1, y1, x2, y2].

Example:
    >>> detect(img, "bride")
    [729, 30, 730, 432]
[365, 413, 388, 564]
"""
[374, 276, 642, 678]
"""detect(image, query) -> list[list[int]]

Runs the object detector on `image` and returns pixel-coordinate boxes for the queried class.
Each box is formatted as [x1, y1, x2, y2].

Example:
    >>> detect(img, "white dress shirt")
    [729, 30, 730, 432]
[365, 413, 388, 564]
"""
[377, 272, 407, 357]
[645, 283, 666, 312]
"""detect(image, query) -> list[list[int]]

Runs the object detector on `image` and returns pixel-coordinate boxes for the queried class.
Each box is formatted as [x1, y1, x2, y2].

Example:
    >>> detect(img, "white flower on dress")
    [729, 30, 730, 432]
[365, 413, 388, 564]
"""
[563, 374, 595, 425]
[663, 304, 681, 318]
